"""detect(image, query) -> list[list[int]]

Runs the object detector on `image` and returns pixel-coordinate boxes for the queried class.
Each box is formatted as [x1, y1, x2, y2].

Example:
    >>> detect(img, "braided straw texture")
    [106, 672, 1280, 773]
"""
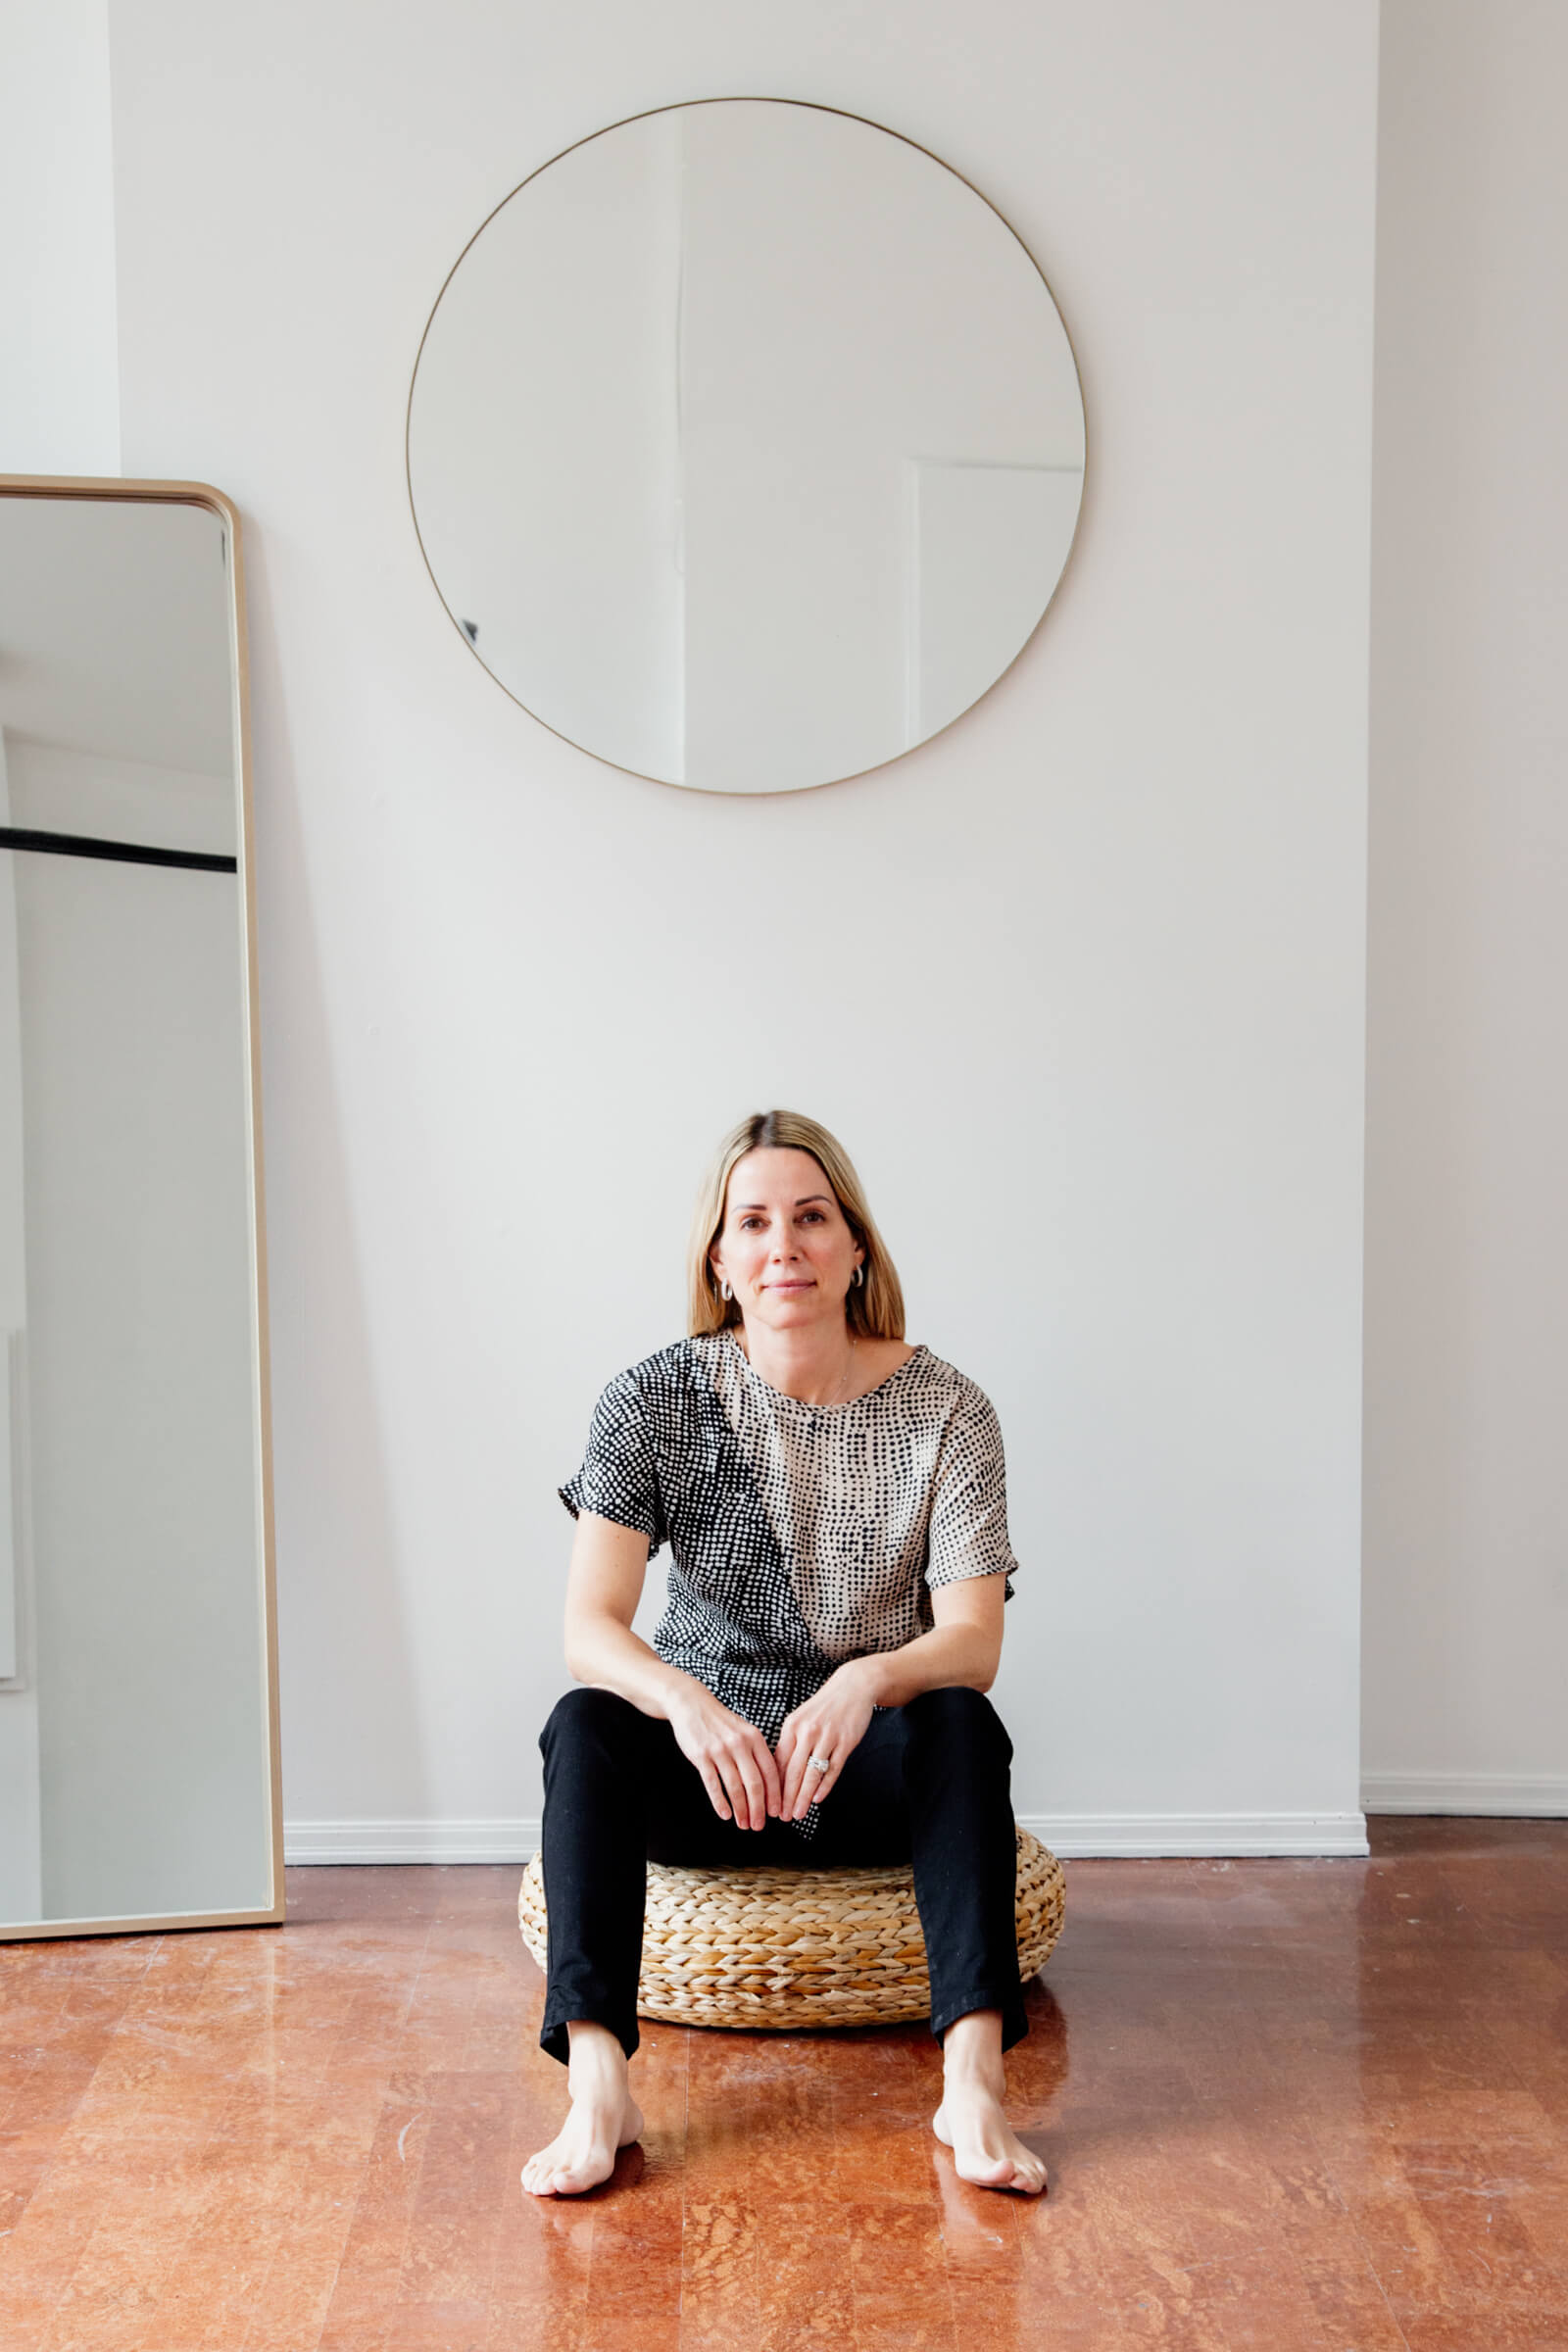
[517, 1826, 1064, 2031]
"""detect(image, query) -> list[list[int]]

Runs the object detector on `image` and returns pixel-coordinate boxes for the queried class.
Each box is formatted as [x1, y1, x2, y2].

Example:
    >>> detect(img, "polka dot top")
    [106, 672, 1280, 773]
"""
[560, 1332, 1018, 1831]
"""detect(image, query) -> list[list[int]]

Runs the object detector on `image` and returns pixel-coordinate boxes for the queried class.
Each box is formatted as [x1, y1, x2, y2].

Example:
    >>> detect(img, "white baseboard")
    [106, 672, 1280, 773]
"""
[283, 1818, 542, 1865]
[1360, 1772, 1568, 1817]
[1021, 1811, 1368, 1857]
[283, 1809, 1369, 1866]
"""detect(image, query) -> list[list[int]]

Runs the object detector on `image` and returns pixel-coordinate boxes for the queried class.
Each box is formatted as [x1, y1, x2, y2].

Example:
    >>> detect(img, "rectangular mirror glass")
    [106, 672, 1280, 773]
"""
[0, 477, 281, 1936]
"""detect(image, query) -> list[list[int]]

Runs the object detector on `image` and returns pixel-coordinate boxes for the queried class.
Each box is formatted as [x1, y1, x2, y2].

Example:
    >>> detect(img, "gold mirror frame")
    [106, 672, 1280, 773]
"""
[0, 473, 283, 1940]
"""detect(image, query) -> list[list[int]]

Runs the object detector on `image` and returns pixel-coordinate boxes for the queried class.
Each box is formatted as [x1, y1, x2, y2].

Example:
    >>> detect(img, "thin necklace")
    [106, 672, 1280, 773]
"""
[825, 1337, 858, 1406]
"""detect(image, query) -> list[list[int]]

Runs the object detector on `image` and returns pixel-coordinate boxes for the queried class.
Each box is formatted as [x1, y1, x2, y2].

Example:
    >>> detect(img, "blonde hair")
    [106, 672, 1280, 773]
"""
[687, 1109, 906, 1341]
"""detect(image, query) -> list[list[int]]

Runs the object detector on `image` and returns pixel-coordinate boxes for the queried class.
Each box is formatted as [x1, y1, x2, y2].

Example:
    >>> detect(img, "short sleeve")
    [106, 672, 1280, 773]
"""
[559, 1369, 666, 1557]
[925, 1385, 1019, 1597]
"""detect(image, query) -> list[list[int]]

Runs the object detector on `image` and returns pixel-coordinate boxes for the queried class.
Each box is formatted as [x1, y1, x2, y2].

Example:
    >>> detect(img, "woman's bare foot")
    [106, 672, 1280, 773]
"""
[932, 2010, 1047, 2195]
[521, 2021, 644, 2197]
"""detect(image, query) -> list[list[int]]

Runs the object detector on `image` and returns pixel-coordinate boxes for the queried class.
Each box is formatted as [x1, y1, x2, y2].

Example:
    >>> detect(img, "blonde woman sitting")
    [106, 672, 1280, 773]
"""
[523, 1109, 1044, 2199]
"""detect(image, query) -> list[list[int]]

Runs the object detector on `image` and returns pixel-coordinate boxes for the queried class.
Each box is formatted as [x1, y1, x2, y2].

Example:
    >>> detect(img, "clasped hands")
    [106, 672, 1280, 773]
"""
[666, 1663, 877, 1829]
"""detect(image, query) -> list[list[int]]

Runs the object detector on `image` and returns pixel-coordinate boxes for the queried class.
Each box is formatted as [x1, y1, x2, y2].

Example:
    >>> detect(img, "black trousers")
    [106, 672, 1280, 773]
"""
[537, 1683, 1027, 2064]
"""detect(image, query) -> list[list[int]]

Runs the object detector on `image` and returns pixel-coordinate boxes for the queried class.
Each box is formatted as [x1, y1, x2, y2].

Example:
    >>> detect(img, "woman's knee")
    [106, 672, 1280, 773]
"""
[903, 1684, 1013, 1766]
[539, 1684, 644, 1766]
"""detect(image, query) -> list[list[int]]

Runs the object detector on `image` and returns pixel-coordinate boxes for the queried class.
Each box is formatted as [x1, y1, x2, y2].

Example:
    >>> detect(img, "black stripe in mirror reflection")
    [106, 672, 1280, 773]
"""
[0, 827, 237, 875]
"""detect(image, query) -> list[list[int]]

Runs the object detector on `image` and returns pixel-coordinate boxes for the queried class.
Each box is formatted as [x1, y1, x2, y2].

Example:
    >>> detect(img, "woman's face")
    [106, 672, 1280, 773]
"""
[710, 1148, 864, 1335]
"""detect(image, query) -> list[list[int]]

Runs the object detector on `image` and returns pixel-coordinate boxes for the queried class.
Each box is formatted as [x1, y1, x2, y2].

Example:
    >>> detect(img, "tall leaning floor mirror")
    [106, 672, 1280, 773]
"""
[0, 477, 282, 1938]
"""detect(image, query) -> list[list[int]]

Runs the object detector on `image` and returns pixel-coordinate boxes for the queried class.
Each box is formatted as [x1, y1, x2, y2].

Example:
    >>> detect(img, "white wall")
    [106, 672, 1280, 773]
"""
[1362, 0, 1568, 1816]
[104, 0, 1379, 1858]
[0, 0, 120, 474]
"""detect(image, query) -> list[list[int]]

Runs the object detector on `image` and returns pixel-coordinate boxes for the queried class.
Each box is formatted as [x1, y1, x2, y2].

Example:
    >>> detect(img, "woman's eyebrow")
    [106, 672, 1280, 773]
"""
[732, 1195, 832, 1211]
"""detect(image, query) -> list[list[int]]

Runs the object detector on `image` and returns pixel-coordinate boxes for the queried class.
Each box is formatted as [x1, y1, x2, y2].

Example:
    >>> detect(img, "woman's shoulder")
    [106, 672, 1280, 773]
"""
[890, 1348, 1004, 1430]
[594, 1335, 718, 1406]
[840, 1336, 913, 1398]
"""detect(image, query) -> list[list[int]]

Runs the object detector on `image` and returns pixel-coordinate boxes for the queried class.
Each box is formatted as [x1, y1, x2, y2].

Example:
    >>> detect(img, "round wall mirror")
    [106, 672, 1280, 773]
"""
[408, 99, 1086, 794]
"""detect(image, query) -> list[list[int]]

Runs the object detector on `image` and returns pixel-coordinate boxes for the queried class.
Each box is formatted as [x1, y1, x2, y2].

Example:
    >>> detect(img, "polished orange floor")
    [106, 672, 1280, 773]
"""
[2, 1819, 1566, 2350]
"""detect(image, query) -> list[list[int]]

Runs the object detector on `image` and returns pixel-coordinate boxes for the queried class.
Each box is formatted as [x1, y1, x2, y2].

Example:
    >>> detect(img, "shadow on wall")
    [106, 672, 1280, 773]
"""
[244, 541, 427, 1834]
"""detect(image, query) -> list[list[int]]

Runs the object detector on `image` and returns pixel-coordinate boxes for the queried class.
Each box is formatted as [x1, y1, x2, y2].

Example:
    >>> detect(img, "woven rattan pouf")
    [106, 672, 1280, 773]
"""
[517, 1825, 1064, 2031]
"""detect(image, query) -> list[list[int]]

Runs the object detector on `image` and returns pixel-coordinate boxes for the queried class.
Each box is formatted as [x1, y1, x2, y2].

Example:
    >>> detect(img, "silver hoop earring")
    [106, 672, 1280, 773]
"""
[719, 1277, 732, 1301]
[852, 1264, 864, 1289]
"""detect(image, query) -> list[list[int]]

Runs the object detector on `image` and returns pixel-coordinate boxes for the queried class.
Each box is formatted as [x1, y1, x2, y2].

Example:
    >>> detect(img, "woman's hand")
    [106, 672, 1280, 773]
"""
[775, 1662, 878, 1821]
[666, 1681, 783, 1831]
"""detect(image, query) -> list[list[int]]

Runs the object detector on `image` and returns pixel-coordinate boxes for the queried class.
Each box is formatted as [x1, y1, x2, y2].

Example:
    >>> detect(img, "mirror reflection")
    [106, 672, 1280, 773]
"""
[408, 99, 1086, 792]
[0, 487, 279, 1934]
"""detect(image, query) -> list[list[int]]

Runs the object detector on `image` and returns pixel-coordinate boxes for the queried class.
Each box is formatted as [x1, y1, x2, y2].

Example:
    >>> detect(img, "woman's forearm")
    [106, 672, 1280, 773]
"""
[564, 1608, 700, 1722]
[568, 1613, 993, 1720]
[840, 1616, 1000, 1711]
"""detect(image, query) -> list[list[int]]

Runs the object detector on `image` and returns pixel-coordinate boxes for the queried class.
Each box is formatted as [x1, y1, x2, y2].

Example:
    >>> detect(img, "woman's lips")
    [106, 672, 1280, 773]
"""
[766, 1279, 814, 1290]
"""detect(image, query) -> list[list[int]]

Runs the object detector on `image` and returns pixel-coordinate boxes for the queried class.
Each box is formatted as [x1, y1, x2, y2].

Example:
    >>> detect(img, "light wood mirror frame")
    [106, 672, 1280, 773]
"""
[0, 473, 283, 1941]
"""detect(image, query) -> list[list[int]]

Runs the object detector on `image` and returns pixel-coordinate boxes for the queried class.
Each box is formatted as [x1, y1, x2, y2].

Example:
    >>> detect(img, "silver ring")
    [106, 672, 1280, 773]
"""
[808, 1753, 832, 1774]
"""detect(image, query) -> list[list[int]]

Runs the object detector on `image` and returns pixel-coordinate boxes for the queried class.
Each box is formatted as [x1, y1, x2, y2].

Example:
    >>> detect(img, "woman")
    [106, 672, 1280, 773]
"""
[522, 1109, 1044, 2198]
